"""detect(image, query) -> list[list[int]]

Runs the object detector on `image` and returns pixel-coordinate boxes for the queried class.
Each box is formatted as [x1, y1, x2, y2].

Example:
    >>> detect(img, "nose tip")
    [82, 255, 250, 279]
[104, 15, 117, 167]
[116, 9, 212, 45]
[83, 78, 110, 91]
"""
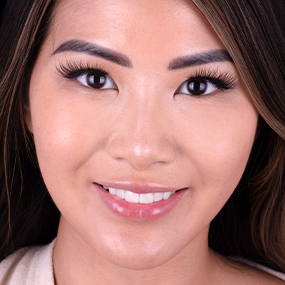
[106, 89, 177, 170]
[107, 133, 177, 171]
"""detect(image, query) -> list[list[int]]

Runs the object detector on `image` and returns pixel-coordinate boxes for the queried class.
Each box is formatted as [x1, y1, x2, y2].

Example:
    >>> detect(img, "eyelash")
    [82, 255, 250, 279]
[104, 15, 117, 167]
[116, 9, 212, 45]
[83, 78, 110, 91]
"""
[57, 60, 107, 79]
[57, 60, 237, 96]
[175, 69, 237, 96]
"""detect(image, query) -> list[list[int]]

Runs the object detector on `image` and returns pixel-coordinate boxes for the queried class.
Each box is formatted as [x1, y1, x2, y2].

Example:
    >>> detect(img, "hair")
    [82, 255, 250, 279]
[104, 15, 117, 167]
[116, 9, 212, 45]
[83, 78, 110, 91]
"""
[0, 0, 284, 273]
[191, 0, 285, 272]
[0, 1, 8, 26]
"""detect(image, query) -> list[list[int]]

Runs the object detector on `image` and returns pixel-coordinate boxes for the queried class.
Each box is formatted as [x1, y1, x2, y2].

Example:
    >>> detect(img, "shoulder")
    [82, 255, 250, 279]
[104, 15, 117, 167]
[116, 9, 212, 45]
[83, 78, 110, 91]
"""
[233, 257, 285, 283]
[212, 251, 285, 284]
[227, 257, 285, 284]
[0, 240, 55, 285]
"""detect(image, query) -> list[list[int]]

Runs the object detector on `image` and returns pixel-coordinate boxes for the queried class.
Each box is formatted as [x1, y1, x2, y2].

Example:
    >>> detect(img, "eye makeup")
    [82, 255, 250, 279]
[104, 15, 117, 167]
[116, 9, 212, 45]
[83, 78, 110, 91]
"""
[56, 59, 118, 90]
[56, 58, 238, 96]
[56, 59, 108, 79]
[175, 68, 238, 96]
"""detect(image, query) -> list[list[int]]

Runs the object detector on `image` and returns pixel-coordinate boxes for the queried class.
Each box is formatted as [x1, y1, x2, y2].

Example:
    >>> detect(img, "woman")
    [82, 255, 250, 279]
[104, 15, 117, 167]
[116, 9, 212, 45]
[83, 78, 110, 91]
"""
[0, 0, 284, 284]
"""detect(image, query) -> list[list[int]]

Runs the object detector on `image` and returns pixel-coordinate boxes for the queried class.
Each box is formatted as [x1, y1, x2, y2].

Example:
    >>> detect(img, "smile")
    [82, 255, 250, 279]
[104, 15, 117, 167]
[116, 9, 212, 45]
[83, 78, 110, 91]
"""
[95, 183, 186, 220]
[102, 185, 176, 204]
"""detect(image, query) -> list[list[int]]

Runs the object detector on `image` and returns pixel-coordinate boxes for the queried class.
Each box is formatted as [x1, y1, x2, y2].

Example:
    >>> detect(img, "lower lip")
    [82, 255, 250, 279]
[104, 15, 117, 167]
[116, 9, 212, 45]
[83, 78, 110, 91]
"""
[94, 184, 186, 221]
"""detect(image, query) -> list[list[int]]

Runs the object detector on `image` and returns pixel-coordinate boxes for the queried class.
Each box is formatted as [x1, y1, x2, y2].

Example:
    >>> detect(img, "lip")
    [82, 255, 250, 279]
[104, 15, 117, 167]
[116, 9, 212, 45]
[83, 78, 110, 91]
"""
[94, 183, 187, 221]
[96, 181, 178, 194]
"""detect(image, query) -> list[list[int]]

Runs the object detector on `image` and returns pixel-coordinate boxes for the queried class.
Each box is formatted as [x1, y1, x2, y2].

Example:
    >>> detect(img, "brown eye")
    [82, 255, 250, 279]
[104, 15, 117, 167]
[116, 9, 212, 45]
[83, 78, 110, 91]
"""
[77, 70, 116, 89]
[86, 71, 107, 88]
[187, 79, 207, 95]
[176, 78, 218, 96]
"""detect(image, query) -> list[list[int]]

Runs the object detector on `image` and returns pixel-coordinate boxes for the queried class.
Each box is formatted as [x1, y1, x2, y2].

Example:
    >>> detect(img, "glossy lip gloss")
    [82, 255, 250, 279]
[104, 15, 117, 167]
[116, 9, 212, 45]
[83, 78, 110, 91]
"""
[94, 182, 187, 221]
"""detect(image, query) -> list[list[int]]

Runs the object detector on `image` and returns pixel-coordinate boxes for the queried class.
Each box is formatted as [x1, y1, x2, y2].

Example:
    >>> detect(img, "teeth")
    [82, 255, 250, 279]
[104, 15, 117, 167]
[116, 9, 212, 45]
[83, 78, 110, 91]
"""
[116, 189, 125, 199]
[125, 190, 139, 203]
[163, 192, 171, 200]
[108, 188, 116, 195]
[140, 193, 154, 204]
[154, 192, 163, 202]
[103, 186, 176, 204]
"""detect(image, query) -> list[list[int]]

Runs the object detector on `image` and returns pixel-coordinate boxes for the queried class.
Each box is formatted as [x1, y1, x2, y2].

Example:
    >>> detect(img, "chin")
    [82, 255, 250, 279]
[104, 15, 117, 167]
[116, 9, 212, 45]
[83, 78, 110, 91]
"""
[103, 250, 171, 270]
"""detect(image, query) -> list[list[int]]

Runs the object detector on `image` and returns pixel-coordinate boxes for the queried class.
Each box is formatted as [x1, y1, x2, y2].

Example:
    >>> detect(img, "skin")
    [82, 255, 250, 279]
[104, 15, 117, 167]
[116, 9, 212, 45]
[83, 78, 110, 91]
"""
[25, 0, 283, 284]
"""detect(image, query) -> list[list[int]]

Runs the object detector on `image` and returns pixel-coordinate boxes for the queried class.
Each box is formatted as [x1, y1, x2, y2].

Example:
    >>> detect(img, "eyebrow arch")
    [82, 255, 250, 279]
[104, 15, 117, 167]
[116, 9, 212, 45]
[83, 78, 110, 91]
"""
[51, 39, 132, 68]
[168, 50, 233, 70]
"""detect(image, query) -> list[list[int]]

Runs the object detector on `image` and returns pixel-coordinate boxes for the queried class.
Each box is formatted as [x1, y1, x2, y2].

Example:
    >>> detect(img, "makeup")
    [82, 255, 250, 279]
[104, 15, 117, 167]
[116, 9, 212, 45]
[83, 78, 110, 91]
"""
[56, 60, 237, 96]
[94, 183, 186, 221]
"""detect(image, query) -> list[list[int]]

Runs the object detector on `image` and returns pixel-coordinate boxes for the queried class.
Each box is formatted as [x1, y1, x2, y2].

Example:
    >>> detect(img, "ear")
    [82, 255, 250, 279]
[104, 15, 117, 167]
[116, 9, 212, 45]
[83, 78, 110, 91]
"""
[24, 103, 33, 133]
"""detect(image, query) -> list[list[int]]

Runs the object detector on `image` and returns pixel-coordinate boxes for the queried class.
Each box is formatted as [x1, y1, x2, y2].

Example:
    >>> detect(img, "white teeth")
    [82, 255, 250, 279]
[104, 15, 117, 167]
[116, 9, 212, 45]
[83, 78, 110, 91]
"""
[108, 188, 116, 195]
[104, 186, 176, 204]
[163, 192, 171, 200]
[140, 193, 154, 204]
[153, 192, 163, 202]
[125, 190, 139, 203]
[116, 189, 125, 199]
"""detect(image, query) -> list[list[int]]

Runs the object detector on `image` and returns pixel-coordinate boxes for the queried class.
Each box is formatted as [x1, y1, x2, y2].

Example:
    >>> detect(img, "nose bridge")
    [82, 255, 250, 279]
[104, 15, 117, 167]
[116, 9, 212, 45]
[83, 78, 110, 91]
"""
[107, 85, 176, 170]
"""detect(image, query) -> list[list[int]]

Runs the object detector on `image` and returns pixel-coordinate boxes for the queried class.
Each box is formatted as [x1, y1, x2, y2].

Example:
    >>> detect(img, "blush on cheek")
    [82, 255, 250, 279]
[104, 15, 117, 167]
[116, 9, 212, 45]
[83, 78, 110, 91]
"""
[32, 125, 80, 185]
[199, 127, 256, 190]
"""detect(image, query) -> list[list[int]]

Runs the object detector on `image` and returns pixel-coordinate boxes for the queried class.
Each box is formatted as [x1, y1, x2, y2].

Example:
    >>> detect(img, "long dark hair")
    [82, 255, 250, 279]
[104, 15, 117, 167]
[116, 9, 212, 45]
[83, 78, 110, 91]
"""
[0, 0, 284, 273]
[0, 1, 8, 26]
[192, 0, 285, 271]
[0, 0, 59, 258]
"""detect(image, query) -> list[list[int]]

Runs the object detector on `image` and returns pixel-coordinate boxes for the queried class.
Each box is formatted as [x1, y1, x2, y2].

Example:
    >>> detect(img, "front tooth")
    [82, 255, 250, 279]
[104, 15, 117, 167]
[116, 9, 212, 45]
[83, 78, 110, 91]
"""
[125, 190, 139, 203]
[106, 186, 175, 203]
[153, 192, 163, 202]
[140, 193, 154, 204]
[116, 189, 125, 199]
[163, 192, 171, 200]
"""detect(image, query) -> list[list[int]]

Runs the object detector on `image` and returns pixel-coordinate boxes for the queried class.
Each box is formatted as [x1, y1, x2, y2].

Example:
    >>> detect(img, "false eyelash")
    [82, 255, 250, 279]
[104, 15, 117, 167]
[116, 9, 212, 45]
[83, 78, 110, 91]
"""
[185, 68, 238, 91]
[57, 60, 238, 92]
[56, 59, 108, 79]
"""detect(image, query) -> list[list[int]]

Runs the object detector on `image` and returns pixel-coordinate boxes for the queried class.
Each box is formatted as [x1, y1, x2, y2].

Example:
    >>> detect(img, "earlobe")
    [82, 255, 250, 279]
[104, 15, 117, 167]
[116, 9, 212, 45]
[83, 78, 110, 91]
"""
[24, 103, 33, 133]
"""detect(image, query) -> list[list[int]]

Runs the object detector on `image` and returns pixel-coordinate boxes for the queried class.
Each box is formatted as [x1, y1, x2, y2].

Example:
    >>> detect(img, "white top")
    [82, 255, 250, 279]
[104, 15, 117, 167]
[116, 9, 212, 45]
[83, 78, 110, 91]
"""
[0, 240, 284, 284]
[0, 240, 55, 285]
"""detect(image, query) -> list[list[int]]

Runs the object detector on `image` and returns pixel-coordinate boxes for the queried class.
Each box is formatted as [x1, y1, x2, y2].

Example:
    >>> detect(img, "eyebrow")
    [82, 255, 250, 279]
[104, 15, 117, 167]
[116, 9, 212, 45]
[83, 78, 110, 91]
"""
[168, 50, 233, 70]
[51, 39, 133, 68]
[52, 39, 232, 70]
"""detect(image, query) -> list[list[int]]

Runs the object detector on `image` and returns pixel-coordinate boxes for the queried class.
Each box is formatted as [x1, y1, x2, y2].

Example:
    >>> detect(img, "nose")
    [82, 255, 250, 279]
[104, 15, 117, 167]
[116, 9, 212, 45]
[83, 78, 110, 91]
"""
[107, 95, 177, 171]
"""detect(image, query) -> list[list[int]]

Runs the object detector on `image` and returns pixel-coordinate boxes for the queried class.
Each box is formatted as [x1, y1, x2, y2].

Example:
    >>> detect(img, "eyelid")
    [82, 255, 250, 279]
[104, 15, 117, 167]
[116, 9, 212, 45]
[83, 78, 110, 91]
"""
[56, 60, 118, 90]
[56, 59, 106, 78]
[175, 69, 237, 96]
[77, 71, 117, 89]
[176, 78, 218, 96]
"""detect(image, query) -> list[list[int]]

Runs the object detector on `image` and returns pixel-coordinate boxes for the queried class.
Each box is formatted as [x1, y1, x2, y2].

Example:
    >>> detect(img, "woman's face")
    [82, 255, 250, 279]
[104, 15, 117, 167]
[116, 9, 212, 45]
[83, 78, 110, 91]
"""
[27, 0, 259, 269]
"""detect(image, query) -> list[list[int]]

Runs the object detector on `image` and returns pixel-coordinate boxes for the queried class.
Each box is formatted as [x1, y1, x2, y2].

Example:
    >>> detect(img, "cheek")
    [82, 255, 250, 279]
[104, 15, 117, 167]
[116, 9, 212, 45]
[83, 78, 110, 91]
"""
[176, 94, 259, 195]
[199, 126, 253, 184]
[31, 101, 85, 169]
[207, 115, 257, 187]
[172, 99, 259, 229]
[28, 83, 110, 192]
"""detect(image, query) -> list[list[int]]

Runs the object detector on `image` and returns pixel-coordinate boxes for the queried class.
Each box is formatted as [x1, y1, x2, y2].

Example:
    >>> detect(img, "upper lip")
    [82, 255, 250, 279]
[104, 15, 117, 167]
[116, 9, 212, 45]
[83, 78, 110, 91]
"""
[95, 181, 185, 194]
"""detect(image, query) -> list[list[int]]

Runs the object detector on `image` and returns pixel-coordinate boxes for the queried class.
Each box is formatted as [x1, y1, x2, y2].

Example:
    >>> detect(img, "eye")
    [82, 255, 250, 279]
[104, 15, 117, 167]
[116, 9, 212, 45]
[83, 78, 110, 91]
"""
[176, 78, 218, 96]
[77, 70, 117, 89]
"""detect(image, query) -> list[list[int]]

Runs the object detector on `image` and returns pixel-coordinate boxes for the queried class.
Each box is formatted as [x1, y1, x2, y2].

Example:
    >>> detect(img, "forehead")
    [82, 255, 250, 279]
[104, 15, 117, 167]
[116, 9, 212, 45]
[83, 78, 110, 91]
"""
[50, 0, 225, 60]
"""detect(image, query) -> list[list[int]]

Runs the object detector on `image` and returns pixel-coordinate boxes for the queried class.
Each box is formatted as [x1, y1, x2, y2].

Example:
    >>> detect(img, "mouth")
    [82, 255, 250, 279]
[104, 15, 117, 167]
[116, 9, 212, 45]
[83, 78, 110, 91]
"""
[95, 183, 186, 221]
[101, 185, 177, 204]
